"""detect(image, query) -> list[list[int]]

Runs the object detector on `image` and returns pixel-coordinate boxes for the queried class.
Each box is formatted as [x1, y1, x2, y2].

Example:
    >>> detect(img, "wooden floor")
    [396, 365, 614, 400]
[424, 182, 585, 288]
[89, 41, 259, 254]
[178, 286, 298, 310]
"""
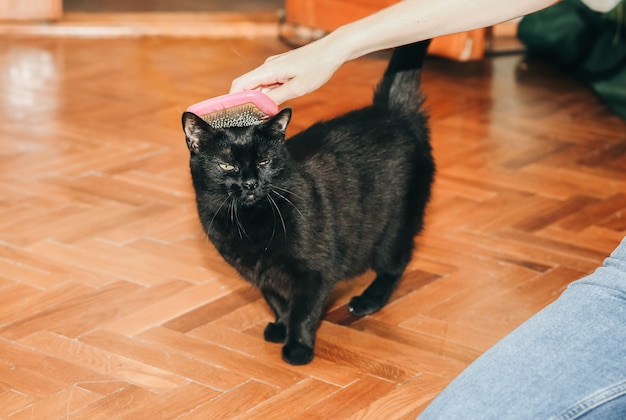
[0, 34, 625, 419]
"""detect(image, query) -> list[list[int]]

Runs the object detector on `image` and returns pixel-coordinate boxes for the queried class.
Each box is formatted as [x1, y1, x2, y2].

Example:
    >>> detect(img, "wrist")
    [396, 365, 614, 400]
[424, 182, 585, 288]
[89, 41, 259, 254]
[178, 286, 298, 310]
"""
[325, 22, 378, 63]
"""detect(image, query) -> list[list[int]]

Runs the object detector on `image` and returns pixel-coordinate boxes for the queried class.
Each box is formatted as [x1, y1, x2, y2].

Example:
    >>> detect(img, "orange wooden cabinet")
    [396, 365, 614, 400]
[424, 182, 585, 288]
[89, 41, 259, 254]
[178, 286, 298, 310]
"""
[0, 0, 62, 21]
[283, 0, 486, 61]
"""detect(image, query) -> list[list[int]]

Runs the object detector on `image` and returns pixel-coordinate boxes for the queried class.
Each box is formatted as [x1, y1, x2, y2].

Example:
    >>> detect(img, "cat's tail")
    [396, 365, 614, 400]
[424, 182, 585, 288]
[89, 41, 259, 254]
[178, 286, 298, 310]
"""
[372, 39, 431, 114]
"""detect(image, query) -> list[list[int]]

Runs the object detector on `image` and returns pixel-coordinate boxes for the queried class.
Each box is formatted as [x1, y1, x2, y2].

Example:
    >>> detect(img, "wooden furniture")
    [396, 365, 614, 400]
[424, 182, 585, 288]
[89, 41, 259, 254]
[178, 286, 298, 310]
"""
[0, 0, 62, 20]
[284, 0, 487, 61]
[0, 0, 489, 58]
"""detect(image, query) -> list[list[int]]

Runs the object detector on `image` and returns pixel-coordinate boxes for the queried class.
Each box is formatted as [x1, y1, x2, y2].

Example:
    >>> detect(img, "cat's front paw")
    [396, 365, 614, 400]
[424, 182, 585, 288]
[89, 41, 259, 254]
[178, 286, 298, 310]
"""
[264, 322, 286, 343]
[348, 296, 382, 317]
[282, 342, 314, 365]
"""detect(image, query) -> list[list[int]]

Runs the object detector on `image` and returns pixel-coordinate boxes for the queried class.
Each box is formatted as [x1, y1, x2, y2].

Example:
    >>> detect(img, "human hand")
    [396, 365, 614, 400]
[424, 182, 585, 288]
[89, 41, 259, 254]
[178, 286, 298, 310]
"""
[230, 39, 345, 105]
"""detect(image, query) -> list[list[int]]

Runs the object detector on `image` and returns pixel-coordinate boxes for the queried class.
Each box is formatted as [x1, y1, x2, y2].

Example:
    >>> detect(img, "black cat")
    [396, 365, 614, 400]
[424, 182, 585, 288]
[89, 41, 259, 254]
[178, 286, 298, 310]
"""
[182, 40, 434, 365]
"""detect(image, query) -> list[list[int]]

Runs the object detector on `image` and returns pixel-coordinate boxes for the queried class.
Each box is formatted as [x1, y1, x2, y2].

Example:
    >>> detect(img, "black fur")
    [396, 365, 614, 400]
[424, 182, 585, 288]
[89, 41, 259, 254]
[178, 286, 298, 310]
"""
[182, 40, 434, 365]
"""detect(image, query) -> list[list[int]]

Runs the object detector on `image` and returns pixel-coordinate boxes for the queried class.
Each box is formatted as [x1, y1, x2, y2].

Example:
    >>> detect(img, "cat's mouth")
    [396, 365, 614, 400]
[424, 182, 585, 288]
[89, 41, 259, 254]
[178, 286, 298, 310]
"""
[241, 192, 259, 206]
[238, 185, 266, 207]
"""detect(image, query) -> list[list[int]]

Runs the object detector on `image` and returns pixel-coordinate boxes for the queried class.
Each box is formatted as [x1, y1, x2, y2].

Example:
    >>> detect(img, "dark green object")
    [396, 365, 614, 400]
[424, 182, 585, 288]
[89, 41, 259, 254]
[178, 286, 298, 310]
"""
[518, 0, 626, 119]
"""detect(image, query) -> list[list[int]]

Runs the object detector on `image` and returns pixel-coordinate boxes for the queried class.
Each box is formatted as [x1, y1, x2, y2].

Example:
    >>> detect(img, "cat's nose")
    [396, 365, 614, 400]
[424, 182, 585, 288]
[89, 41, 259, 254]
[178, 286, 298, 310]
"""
[243, 179, 258, 190]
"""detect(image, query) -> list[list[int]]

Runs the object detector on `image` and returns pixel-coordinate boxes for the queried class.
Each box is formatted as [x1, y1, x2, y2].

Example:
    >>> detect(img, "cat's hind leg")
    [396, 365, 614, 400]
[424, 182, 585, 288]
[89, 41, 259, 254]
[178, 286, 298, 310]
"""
[348, 272, 404, 317]
[348, 232, 414, 317]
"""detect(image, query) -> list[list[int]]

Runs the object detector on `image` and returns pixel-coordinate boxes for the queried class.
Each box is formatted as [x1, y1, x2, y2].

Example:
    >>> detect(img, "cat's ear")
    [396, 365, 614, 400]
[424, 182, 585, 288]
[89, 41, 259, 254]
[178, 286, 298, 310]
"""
[182, 111, 212, 154]
[265, 108, 292, 135]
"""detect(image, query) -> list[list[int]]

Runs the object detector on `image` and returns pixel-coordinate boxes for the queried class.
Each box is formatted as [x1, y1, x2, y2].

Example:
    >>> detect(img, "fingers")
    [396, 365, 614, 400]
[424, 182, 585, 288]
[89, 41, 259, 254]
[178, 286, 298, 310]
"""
[229, 73, 264, 95]
[262, 84, 294, 106]
[229, 52, 292, 95]
[228, 80, 289, 106]
[228, 42, 339, 105]
[230, 71, 295, 105]
[229, 72, 293, 105]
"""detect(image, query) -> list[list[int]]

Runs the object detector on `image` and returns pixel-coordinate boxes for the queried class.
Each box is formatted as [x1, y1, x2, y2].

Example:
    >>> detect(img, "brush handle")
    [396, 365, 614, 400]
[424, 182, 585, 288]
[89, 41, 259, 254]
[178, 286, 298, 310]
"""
[186, 91, 278, 117]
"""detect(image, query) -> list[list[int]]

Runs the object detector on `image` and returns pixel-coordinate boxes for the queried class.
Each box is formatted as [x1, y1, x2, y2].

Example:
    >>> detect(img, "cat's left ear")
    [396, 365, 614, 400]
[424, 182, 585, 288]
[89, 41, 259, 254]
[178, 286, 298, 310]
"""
[265, 108, 292, 135]
[182, 111, 212, 154]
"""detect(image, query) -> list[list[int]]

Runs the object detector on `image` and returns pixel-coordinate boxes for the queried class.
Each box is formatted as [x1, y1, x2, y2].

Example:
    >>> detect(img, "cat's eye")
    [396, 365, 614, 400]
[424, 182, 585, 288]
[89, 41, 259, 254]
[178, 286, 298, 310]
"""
[258, 160, 270, 167]
[219, 163, 237, 172]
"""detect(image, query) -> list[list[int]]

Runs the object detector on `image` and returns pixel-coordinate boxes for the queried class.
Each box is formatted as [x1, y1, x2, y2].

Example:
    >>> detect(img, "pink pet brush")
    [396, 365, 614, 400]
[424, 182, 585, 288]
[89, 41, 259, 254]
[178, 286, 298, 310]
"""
[186, 91, 279, 129]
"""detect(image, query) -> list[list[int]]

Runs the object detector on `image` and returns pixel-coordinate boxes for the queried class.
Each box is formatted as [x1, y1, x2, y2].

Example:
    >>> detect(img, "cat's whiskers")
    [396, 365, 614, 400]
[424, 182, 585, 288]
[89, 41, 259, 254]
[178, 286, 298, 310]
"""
[226, 198, 235, 237]
[265, 196, 278, 250]
[230, 198, 249, 240]
[228, 197, 235, 224]
[207, 195, 231, 237]
[267, 193, 287, 237]
[270, 185, 302, 199]
[227, 197, 240, 238]
[271, 189, 304, 219]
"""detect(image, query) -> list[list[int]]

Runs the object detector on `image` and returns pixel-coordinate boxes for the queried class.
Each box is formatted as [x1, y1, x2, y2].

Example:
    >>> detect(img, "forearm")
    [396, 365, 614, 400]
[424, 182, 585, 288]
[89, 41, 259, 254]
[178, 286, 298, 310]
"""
[326, 0, 557, 63]
[230, 0, 557, 103]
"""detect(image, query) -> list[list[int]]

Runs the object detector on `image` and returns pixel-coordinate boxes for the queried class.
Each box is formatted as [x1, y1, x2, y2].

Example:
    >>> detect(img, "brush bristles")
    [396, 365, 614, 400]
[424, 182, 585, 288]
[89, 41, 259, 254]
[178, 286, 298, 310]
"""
[200, 103, 268, 128]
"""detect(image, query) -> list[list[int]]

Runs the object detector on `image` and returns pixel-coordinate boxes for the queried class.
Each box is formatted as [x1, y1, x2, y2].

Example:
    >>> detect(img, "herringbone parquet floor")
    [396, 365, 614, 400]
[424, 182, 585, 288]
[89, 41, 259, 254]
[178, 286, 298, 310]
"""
[0, 33, 625, 419]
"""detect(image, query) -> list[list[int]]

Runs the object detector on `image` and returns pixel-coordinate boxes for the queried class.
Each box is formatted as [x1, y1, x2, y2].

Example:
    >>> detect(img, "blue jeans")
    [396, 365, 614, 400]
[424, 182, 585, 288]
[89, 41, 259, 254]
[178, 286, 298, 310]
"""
[419, 237, 626, 419]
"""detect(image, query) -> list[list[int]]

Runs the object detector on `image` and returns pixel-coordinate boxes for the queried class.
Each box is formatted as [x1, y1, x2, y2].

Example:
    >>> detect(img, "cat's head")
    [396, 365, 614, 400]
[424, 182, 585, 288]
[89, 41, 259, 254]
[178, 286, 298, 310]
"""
[182, 108, 292, 209]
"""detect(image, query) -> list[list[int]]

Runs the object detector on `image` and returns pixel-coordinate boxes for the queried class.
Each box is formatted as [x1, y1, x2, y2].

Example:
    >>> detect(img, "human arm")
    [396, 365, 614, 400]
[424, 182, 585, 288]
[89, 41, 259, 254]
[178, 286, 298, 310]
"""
[230, 0, 556, 104]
